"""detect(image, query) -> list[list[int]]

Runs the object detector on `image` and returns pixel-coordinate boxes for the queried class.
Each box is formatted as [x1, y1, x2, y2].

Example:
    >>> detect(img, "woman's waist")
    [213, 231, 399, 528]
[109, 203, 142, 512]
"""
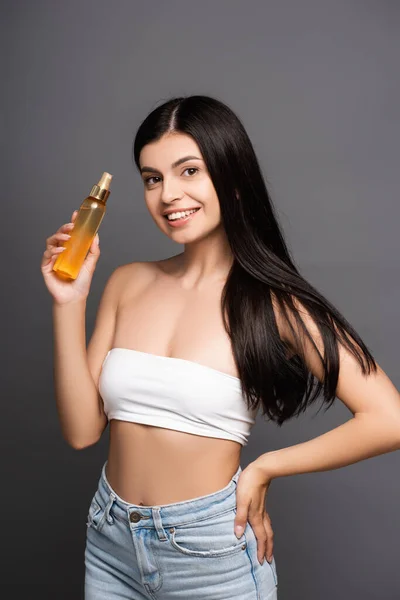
[106, 420, 241, 505]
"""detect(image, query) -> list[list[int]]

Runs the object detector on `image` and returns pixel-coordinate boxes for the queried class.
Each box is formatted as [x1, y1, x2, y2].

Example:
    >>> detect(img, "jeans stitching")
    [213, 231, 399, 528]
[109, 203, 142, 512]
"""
[169, 525, 247, 558]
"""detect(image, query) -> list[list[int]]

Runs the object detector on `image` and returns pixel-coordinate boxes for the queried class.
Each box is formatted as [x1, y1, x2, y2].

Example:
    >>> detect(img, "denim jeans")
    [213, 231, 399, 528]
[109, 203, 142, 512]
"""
[84, 460, 278, 599]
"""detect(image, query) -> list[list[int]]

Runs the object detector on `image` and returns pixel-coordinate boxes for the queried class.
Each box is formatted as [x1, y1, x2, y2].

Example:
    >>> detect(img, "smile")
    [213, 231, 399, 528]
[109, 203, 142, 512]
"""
[164, 207, 201, 227]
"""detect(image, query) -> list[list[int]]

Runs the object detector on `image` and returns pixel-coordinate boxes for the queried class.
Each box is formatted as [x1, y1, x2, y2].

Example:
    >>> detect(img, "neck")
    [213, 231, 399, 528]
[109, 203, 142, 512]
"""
[176, 229, 234, 290]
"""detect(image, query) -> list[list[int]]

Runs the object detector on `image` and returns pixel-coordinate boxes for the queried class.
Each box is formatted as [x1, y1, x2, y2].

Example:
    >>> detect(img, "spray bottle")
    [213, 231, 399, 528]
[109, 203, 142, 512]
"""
[53, 172, 112, 280]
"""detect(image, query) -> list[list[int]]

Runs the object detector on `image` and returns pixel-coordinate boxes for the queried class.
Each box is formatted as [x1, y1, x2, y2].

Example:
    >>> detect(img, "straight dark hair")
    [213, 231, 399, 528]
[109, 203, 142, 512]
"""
[132, 94, 377, 426]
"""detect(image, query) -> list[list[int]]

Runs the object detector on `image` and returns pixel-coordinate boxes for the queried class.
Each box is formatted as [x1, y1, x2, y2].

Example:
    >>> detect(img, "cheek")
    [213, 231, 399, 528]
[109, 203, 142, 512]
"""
[144, 196, 157, 215]
[199, 183, 220, 213]
[210, 195, 222, 219]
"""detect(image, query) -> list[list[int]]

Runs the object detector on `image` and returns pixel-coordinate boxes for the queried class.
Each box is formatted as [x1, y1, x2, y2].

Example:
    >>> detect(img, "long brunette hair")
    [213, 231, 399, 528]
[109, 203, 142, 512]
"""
[132, 95, 377, 426]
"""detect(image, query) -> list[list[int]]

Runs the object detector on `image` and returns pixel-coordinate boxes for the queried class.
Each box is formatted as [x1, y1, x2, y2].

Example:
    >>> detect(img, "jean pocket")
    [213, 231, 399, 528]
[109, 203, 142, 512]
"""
[243, 517, 278, 587]
[269, 555, 278, 587]
[86, 493, 106, 532]
[168, 507, 248, 558]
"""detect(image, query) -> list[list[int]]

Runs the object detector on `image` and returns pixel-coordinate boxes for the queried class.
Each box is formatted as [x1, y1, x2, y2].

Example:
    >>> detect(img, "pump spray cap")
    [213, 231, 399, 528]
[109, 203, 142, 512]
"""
[89, 172, 113, 202]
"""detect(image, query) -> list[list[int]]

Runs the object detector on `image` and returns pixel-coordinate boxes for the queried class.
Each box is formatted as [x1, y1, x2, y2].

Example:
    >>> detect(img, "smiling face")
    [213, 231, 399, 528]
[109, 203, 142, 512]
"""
[139, 132, 223, 242]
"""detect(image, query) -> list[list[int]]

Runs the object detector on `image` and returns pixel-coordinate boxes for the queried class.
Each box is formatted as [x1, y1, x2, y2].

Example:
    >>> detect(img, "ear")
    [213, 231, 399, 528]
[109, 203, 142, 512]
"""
[235, 189, 240, 200]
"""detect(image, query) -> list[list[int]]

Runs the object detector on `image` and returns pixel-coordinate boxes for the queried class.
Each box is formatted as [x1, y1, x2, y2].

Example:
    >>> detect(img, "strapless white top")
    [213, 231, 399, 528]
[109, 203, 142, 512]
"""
[98, 348, 258, 446]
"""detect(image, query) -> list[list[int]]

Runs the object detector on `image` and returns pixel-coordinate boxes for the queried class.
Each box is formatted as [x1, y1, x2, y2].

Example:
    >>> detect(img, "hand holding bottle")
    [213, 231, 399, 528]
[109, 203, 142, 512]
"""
[41, 210, 101, 305]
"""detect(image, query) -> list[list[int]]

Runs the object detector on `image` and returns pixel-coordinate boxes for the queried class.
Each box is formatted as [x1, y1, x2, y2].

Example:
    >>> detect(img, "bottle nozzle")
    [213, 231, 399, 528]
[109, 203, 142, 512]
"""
[89, 171, 113, 202]
[98, 172, 113, 190]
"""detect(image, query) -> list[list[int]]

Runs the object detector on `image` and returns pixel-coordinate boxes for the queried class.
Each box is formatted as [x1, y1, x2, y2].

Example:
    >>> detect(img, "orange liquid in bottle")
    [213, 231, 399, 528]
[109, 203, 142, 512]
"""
[53, 172, 112, 280]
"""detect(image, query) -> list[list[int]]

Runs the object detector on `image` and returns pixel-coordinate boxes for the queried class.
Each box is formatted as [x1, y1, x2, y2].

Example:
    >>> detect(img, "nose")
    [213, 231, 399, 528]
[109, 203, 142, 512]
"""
[160, 176, 184, 204]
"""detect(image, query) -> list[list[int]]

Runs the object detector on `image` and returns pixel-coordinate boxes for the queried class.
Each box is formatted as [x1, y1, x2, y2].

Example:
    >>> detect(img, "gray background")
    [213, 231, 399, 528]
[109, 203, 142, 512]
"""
[3, 0, 399, 598]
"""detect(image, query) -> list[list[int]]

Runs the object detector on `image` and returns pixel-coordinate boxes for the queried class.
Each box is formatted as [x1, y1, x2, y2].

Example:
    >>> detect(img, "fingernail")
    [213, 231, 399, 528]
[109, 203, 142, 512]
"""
[234, 526, 244, 538]
[259, 557, 265, 565]
[268, 555, 273, 563]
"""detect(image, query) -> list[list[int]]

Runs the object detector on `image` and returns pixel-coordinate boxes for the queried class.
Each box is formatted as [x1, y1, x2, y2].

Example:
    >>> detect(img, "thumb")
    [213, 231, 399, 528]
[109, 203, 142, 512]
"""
[234, 505, 248, 538]
[89, 233, 100, 252]
[84, 234, 100, 266]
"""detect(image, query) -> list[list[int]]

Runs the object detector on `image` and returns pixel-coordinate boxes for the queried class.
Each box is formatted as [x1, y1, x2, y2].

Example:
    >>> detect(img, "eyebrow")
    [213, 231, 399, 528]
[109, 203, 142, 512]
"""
[140, 155, 203, 175]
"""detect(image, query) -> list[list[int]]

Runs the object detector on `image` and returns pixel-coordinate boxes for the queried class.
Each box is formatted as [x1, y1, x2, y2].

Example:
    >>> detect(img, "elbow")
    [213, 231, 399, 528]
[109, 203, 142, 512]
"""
[380, 415, 400, 450]
[65, 437, 85, 450]
[64, 415, 108, 450]
[384, 416, 400, 449]
[356, 411, 400, 451]
[392, 432, 400, 451]
[64, 433, 100, 450]
[61, 430, 89, 450]
[69, 437, 100, 450]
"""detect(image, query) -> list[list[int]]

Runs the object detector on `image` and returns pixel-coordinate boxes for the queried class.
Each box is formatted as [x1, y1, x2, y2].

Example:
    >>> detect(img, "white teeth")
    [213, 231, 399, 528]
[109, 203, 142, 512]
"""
[166, 208, 198, 221]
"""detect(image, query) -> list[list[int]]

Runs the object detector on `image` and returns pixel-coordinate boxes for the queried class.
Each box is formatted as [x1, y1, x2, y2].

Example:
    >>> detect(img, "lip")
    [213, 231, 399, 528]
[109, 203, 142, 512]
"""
[164, 207, 201, 227]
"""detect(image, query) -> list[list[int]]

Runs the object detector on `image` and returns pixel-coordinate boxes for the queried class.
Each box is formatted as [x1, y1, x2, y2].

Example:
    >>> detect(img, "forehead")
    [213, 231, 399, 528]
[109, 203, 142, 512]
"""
[139, 133, 202, 167]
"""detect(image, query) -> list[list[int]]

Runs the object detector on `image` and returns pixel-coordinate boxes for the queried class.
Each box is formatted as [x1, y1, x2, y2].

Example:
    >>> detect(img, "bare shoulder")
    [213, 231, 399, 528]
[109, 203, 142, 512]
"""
[118, 253, 183, 280]
[113, 255, 182, 305]
[115, 260, 158, 282]
[112, 260, 157, 303]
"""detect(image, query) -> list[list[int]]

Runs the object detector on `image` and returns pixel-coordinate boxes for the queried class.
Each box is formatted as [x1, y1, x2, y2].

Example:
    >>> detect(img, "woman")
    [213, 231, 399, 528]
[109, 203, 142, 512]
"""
[41, 95, 400, 599]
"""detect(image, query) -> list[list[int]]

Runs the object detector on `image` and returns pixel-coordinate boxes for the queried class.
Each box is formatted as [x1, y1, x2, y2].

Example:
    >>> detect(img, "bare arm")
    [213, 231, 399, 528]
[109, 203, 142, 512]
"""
[253, 297, 400, 480]
[52, 266, 124, 449]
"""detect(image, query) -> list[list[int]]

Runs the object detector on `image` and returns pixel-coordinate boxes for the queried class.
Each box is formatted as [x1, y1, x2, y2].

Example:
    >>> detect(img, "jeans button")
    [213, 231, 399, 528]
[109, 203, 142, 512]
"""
[129, 511, 142, 523]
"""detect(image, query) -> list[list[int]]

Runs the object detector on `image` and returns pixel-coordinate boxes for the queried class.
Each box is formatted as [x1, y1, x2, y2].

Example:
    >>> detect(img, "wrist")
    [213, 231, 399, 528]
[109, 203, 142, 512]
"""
[251, 452, 279, 482]
[53, 298, 87, 310]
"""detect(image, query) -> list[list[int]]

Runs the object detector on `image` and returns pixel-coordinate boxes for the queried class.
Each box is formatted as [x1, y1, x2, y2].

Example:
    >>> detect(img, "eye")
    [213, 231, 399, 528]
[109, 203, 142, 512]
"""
[144, 175, 160, 185]
[183, 167, 199, 177]
[144, 167, 199, 186]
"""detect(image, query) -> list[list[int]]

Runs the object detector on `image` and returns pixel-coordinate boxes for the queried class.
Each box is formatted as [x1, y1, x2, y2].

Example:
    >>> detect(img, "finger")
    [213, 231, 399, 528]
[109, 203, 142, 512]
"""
[250, 517, 268, 565]
[71, 209, 78, 221]
[41, 244, 67, 269]
[263, 513, 274, 563]
[52, 232, 72, 243]
[43, 227, 73, 253]
[44, 242, 67, 258]
[45, 233, 71, 253]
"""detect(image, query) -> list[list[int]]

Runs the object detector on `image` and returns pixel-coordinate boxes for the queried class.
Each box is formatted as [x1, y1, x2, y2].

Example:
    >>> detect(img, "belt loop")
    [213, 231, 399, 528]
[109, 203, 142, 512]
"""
[105, 492, 117, 524]
[152, 507, 168, 541]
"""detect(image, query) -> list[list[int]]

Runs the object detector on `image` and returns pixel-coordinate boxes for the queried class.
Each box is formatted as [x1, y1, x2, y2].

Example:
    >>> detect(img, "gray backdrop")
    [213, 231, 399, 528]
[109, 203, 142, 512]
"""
[3, 1, 399, 598]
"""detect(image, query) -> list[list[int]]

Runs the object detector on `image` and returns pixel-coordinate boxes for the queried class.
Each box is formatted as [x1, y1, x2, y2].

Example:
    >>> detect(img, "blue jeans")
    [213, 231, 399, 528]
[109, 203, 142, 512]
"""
[84, 461, 278, 599]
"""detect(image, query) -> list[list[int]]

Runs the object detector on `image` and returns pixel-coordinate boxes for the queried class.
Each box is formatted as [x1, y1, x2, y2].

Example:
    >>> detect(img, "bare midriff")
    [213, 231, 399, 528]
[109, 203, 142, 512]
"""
[105, 420, 241, 505]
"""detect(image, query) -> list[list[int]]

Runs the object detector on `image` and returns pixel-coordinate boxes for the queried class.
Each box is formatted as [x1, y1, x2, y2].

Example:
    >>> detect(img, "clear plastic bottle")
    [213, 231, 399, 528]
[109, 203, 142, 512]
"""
[53, 172, 112, 280]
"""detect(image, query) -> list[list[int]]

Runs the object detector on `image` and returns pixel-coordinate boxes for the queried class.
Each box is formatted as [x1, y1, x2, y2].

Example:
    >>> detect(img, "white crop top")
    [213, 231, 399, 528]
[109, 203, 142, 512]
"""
[98, 348, 258, 446]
